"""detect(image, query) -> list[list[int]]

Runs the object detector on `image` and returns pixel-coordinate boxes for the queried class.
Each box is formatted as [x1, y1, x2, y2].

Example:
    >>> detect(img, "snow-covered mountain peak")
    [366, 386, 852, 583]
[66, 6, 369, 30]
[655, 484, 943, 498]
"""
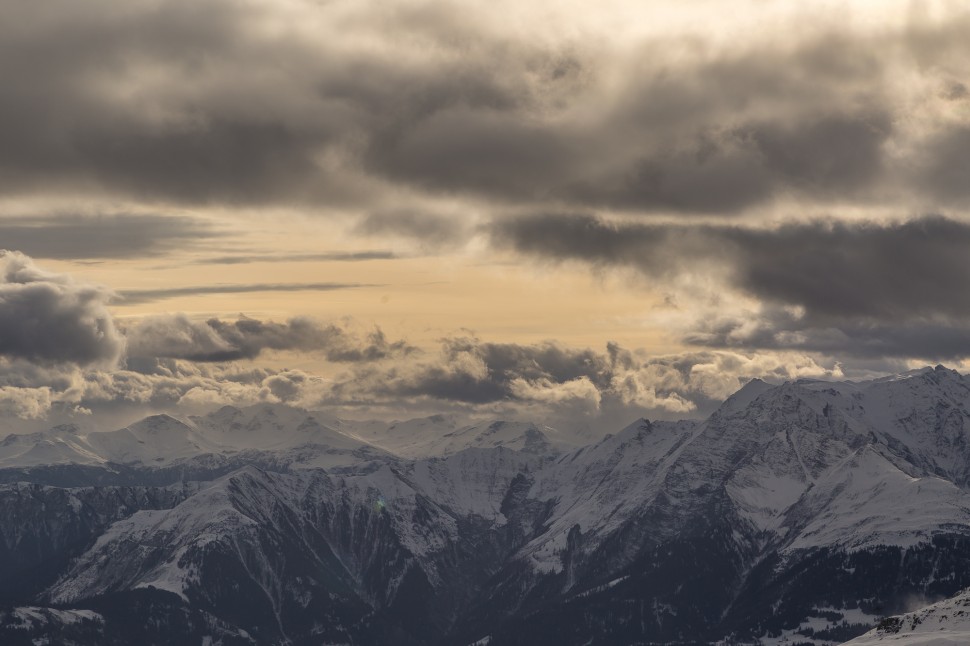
[186, 404, 369, 456]
[196, 402, 313, 432]
[47, 423, 83, 435]
[606, 417, 655, 444]
[337, 415, 570, 458]
[868, 364, 956, 384]
[124, 413, 195, 435]
[860, 364, 969, 404]
[0, 429, 106, 467]
[9, 367, 970, 644]
[716, 377, 775, 415]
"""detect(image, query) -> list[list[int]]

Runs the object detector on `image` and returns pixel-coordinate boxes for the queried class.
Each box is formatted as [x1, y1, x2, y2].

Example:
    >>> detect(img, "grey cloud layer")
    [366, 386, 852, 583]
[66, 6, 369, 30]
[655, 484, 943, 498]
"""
[0, 254, 879, 422]
[125, 315, 415, 363]
[324, 335, 845, 421]
[492, 213, 970, 358]
[119, 320, 828, 416]
[686, 313, 970, 362]
[0, 247, 905, 425]
[0, 213, 217, 259]
[3, 0, 970, 215]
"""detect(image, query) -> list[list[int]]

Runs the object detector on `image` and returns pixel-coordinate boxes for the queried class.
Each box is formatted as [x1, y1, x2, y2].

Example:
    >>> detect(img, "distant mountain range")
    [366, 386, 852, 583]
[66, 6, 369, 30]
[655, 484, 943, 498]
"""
[4, 366, 970, 644]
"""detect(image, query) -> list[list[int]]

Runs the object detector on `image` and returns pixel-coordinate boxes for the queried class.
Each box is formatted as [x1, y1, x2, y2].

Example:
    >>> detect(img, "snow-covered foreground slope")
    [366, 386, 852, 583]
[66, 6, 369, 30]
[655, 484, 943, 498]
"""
[4, 366, 970, 644]
[842, 589, 970, 645]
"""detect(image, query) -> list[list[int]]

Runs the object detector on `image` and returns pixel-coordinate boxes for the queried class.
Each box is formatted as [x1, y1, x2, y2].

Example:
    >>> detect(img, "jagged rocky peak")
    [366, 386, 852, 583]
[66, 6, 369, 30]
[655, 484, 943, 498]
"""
[616, 416, 652, 435]
[716, 376, 774, 414]
[604, 417, 697, 446]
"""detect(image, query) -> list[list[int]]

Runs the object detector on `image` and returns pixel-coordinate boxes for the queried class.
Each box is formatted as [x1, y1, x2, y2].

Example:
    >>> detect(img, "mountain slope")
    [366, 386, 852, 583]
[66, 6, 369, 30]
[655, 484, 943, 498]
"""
[842, 589, 970, 645]
[3, 368, 970, 644]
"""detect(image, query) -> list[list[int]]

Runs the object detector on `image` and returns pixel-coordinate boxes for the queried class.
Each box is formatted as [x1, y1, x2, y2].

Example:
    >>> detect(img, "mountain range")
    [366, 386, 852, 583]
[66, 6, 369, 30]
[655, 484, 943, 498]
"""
[4, 366, 970, 644]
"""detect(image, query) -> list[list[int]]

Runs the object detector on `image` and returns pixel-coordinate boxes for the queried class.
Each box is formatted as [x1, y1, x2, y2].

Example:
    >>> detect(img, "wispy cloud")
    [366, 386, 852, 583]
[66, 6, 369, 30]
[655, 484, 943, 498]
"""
[118, 282, 382, 304]
[189, 251, 398, 265]
[125, 314, 416, 362]
[0, 213, 219, 259]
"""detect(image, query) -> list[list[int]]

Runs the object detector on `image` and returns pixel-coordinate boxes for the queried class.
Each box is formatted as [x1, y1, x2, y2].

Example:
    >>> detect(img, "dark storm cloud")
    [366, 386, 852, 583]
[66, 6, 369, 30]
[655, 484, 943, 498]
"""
[492, 213, 970, 357]
[728, 217, 970, 321]
[686, 311, 970, 362]
[491, 212, 676, 273]
[3, 0, 970, 214]
[373, 107, 894, 216]
[0, 251, 123, 366]
[118, 282, 381, 304]
[355, 211, 469, 245]
[75, 119, 327, 205]
[0, 0, 331, 205]
[738, 112, 892, 196]
[125, 314, 415, 363]
[365, 110, 578, 205]
[356, 28, 939, 214]
[917, 126, 970, 204]
[0, 0, 535, 206]
[493, 213, 970, 320]
[0, 213, 217, 259]
[362, 90, 894, 215]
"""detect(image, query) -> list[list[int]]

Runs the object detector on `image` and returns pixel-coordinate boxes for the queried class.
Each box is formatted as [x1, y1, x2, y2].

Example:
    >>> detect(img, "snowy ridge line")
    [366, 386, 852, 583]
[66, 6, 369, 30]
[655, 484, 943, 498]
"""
[3, 366, 970, 644]
[0, 403, 581, 470]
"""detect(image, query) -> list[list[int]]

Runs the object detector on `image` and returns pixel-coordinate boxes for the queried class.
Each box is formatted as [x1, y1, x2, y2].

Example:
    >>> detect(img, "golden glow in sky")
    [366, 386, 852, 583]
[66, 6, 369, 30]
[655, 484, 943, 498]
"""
[1, 0, 969, 426]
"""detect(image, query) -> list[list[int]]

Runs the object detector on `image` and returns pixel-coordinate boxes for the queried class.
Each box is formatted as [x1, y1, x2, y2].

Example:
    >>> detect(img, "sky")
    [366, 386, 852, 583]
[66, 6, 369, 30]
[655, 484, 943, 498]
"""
[1, 0, 969, 431]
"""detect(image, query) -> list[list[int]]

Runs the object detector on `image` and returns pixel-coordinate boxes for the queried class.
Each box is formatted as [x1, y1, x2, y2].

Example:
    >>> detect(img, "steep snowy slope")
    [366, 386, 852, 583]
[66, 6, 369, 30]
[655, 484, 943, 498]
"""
[783, 446, 970, 551]
[4, 368, 970, 644]
[516, 418, 700, 572]
[83, 414, 216, 465]
[454, 368, 970, 645]
[0, 425, 105, 467]
[41, 451, 545, 644]
[504, 377, 874, 578]
[797, 366, 970, 483]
